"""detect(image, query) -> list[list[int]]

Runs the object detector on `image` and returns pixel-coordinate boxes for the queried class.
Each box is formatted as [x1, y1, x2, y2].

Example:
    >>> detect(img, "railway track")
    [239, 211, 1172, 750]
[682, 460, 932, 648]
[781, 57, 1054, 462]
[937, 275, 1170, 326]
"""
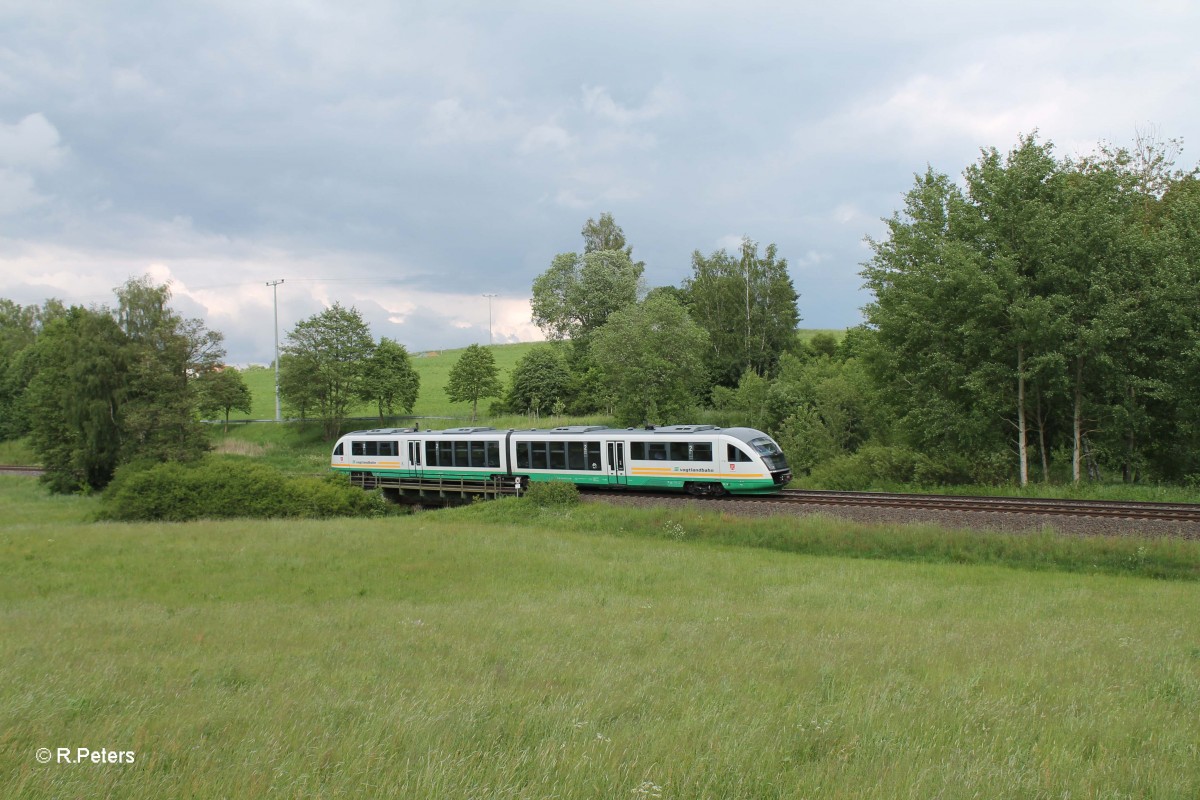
[747, 489, 1200, 522]
[590, 488, 1200, 523]
[0, 464, 43, 476]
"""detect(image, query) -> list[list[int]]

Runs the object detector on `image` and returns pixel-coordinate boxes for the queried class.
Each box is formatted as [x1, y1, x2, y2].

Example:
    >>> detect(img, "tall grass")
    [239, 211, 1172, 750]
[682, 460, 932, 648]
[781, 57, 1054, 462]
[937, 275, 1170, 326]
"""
[2, 486, 1198, 798]
[450, 495, 1200, 582]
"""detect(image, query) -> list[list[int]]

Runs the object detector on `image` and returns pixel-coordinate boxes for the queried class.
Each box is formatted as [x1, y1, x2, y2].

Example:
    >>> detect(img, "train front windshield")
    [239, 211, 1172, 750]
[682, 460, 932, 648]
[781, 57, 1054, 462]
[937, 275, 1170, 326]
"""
[749, 436, 789, 471]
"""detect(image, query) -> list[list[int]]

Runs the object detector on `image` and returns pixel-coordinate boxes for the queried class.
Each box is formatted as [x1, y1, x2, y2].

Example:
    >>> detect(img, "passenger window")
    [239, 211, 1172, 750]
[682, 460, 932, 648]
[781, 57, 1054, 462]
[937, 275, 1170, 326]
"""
[670, 442, 690, 461]
[531, 442, 549, 470]
[352, 441, 364, 456]
[649, 443, 667, 460]
[727, 444, 752, 463]
[587, 442, 602, 470]
[549, 441, 567, 470]
[487, 442, 500, 469]
[630, 442, 645, 460]
[692, 443, 712, 461]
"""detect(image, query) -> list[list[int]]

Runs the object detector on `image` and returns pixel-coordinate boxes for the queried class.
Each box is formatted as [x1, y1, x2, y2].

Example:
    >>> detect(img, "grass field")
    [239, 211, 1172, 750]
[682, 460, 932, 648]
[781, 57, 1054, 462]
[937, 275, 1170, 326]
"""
[236, 342, 547, 422]
[3, 474, 1199, 798]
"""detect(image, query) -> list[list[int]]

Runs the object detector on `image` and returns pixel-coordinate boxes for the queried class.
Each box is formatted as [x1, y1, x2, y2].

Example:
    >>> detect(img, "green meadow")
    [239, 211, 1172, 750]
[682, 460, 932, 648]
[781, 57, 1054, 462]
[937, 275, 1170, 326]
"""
[236, 342, 546, 422]
[3, 474, 1199, 798]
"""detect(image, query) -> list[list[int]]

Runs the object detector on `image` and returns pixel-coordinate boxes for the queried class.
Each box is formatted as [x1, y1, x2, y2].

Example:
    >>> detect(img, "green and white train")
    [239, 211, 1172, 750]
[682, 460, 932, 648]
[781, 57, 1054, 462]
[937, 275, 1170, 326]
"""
[331, 424, 792, 497]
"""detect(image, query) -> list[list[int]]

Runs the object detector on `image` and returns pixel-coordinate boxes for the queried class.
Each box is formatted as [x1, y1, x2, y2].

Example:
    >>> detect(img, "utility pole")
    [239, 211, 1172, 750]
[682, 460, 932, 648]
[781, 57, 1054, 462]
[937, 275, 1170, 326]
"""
[267, 279, 284, 422]
[482, 293, 497, 345]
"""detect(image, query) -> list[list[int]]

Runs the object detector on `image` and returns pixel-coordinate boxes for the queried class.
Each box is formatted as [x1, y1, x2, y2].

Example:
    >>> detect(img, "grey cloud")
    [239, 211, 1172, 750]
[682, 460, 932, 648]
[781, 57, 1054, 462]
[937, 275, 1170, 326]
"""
[1, 1, 1198, 363]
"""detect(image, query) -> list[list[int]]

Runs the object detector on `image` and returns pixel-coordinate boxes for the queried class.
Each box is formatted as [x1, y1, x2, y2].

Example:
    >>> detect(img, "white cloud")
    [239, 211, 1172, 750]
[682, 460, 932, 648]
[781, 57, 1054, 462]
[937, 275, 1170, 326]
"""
[0, 113, 68, 170]
[581, 83, 680, 126]
[519, 123, 573, 153]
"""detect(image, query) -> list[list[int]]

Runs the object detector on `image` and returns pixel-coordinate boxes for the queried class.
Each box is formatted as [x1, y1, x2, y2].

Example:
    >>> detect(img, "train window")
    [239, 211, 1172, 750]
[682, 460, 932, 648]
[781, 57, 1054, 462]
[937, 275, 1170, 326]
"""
[366, 441, 381, 457]
[567, 442, 586, 470]
[426, 441, 438, 465]
[516, 442, 530, 468]
[649, 443, 668, 460]
[630, 442, 645, 460]
[587, 442, 602, 470]
[469, 441, 486, 467]
[549, 441, 567, 470]
[333, 443, 343, 456]
[727, 444, 753, 462]
[380, 441, 397, 457]
[669, 442, 689, 461]
[531, 442, 548, 470]
[692, 442, 713, 461]
[351, 441, 364, 456]
[453, 441, 469, 467]
[487, 441, 500, 468]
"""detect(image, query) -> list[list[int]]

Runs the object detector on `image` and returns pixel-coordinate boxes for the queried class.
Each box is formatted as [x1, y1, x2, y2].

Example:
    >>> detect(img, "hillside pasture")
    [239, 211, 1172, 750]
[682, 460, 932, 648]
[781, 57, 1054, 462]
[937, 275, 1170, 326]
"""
[232, 342, 547, 423]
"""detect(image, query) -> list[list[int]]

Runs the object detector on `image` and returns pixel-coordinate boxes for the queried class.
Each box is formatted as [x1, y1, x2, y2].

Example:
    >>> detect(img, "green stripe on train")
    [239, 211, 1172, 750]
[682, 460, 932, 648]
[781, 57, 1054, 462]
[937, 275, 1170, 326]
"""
[332, 465, 776, 493]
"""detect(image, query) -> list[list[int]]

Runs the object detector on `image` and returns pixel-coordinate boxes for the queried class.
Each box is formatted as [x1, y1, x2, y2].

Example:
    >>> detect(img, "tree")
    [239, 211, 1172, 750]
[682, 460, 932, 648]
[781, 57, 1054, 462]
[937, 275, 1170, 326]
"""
[531, 249, 644, 343]
[685, 237, 800, 386]
[25, 307, 129, 492]
[0, 298, 63, 441]
[197, 367, 253, 432]
[358, 337, 420, 422]
[17, 277, 225, 492]
[582, 212, 637, 259]
[446, 344, 502, 422]
[590, 294, 710, 425]
[862, 132, 1200, 486]
[278, 351, 321, 422]
[280, 303, 375, 439]
[114, 276, 221, 464]
[506, 346, 570, 418]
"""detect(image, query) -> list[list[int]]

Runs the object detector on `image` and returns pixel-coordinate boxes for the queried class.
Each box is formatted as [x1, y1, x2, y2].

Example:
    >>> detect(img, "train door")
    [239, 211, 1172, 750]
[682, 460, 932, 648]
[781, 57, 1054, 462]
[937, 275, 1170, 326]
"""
[606, 441, 627, 485]
[407, 440, 423, 478]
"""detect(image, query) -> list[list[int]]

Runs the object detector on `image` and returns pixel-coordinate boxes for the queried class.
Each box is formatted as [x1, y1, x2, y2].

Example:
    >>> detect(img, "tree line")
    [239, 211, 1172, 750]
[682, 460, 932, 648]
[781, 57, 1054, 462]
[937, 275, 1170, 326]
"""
[503, 133, 1200, 487]
[3, 131, 1198, 493]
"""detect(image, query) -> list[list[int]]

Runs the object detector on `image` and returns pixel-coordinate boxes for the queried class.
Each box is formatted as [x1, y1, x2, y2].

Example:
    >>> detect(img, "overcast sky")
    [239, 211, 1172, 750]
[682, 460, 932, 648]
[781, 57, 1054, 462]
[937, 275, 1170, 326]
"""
[2, 1, 1197, 364]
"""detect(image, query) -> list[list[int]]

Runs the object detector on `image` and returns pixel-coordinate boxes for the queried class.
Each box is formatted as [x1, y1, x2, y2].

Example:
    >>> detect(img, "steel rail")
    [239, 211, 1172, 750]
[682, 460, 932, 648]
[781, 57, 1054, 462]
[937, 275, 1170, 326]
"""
[0, 464, 43, 475]
[759, 489, 1200, 522]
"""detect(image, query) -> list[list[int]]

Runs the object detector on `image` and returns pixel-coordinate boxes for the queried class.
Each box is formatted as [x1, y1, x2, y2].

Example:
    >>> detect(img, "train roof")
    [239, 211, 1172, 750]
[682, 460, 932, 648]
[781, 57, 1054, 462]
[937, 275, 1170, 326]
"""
[339, 424, 775, 440]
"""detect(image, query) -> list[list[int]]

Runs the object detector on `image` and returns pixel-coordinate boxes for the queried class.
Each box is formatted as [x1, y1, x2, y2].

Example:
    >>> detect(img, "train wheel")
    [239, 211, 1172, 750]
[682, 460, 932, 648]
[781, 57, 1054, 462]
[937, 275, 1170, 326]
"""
[685, 482, 726, 497]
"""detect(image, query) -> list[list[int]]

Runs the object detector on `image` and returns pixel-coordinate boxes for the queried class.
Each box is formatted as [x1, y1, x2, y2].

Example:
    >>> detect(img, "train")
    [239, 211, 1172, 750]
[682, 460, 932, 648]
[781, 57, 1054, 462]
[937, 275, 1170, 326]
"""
[330, 424, 792, 497]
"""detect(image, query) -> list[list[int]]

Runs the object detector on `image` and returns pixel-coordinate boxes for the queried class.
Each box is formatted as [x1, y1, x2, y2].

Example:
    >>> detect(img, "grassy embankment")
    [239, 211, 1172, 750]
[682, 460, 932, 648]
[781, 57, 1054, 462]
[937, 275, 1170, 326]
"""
[2, 474, 1199, 798]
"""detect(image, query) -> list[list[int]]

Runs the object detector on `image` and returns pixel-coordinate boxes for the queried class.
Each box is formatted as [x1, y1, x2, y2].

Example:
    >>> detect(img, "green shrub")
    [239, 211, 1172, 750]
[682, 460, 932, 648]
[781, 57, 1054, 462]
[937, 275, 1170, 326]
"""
[524, 479, 581, 507]
[97, 458, 390, 521]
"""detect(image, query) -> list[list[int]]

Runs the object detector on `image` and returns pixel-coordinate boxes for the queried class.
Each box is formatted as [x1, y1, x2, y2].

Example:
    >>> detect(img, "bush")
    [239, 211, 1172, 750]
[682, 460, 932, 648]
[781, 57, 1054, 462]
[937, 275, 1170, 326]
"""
[97, 458, 391, 521]
[803, 445, 1015, 490]
[805, 445, 920, 490]
[524, 479, 581, 507]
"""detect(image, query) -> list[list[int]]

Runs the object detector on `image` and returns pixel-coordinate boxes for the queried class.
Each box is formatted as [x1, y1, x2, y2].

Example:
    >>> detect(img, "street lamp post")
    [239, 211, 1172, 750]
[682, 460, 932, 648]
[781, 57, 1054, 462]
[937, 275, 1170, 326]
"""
[267, 279, 284, 422]
[482, 293, 497, 345]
